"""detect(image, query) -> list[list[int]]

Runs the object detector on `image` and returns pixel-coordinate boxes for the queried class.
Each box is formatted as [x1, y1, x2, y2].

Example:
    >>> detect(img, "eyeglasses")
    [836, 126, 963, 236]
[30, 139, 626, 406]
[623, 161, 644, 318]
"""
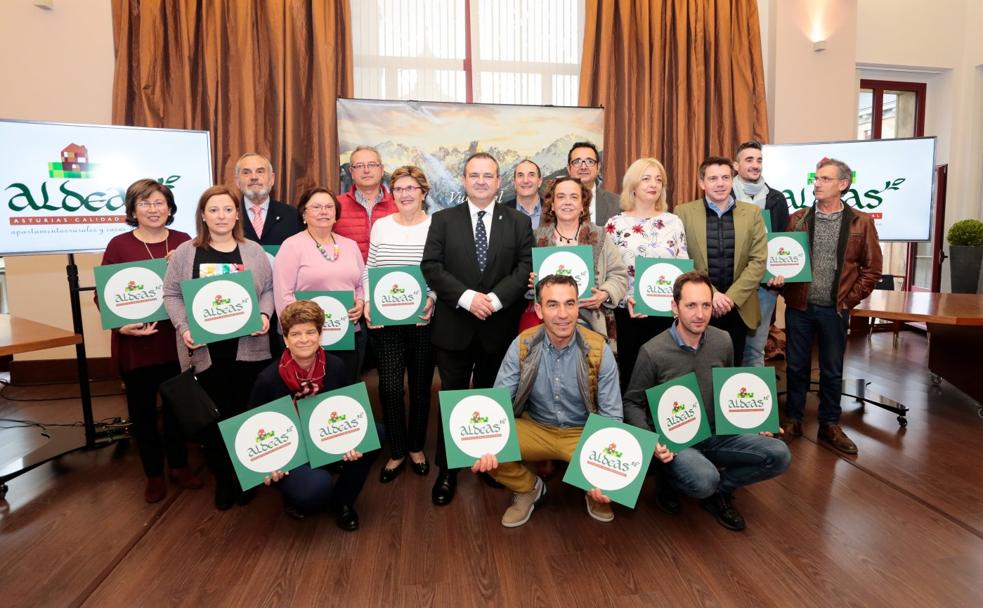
[351, 162, 381, 171]
[392, 186, 422, 195]
[136, 201, 167, 209]
[812, 176, 842, 184]
[307, 204, 335, 213]
[569, 158, 598, 168]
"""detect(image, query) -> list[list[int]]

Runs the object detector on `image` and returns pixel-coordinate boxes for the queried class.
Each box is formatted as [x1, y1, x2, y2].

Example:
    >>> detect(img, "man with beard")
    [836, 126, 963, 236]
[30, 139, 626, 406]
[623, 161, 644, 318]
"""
[235, 152, 302, 246]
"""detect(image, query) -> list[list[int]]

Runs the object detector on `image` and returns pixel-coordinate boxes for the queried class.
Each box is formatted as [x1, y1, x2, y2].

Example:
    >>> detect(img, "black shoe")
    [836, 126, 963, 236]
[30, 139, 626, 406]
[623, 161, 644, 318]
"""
[236, 488, 256, 507]
[431, 470, 458, 506]
[335, 504, 359, 531]
[701, 492, 746, 531]
[655, 485, 681, 515]
[283, 503, 306, 521]
[410, 457, 430, 476]
[379, 459, 406, 483]
[477, 471, 505, 489]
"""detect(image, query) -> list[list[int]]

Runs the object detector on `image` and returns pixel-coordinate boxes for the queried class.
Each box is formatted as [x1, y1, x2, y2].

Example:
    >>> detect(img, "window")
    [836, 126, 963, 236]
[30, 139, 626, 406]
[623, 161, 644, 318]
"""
[351, 0, 584, 106]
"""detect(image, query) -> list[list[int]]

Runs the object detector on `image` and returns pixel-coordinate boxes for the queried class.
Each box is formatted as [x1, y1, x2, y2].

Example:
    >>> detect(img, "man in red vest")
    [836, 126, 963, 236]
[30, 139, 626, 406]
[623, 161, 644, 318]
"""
[335, 145, 398, 260]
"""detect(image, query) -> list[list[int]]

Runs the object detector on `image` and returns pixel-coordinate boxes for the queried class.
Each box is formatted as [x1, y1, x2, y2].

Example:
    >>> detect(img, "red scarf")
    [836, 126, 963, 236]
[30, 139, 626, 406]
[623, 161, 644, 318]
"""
[277, 348, 326, 401]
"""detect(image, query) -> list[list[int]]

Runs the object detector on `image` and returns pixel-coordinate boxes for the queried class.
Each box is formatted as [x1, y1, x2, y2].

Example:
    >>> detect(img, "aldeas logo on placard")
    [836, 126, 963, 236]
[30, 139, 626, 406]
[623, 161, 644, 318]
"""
[248, 426, 293, 461]
[458, 410, 504, 440]
[7, 143, 182, 221]
[645, 274, 673, 297]
[587, 441, 639, 476]
[665, 400, 698, 431]
[727, 385, 768, 413]
[380, 282, 419, 307]
[323, 311, 346, 331]
[113, 278, 159, 306]
[769, 246, 803, 267]
[201, 293, 247, 322]
[318, 409, 364, 441]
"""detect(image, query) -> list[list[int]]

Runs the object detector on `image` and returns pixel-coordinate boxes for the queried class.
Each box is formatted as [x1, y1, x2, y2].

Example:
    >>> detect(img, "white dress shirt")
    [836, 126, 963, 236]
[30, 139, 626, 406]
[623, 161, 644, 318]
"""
[457, 199, 503, 313]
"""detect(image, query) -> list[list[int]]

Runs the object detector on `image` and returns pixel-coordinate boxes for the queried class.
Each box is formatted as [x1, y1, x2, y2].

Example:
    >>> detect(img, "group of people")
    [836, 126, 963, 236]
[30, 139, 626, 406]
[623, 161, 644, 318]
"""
[100, 139, 882, 533]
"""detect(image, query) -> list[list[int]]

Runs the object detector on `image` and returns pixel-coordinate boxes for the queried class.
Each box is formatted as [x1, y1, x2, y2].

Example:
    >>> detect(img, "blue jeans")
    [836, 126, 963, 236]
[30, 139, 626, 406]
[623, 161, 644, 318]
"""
[668, 434, 791, 497]
[742, 286, 778, 367]
[785, 304, 850, 425]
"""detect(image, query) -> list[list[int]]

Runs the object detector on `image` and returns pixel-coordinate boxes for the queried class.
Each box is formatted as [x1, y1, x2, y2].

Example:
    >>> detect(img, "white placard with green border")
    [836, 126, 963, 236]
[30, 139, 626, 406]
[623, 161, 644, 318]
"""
[296, 382, 381, 468]
[562, 413, 659, 508]
[764, 232, 812, 283]
[262, 245, 279, 274]
[219, 396, 309, 491]
[439, 388, 521, 469]
[367, 265, 427, 326]
[644, 372, 712, 452]
[93, 259, 170, 329]
[532, 245, 595, 298]
[632, 257, 694, 317]
[762, 210, 773, 233]
[295, 290, 355, 351]
[180, 270, 262, 344]
[712, 367, 780, 435]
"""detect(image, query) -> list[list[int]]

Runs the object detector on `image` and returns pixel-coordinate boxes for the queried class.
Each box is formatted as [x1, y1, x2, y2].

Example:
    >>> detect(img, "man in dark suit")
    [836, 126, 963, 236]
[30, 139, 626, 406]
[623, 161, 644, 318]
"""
[500, 158, 543, 229]
[235, 152, 302, 246]
[422, 152, 534, 506]
[235, 152, 302, 358]
[567, 141, 620, 226]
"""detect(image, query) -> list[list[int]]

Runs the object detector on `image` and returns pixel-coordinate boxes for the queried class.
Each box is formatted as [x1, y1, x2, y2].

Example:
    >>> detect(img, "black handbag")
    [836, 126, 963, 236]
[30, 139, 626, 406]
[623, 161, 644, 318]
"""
[159, 366, 220, 437]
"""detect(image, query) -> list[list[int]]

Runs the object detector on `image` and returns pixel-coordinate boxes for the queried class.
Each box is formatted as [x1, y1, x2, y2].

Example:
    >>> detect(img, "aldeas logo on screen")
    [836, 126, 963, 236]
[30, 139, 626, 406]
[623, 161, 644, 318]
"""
[5, 143, 182, 222]
[782, 170, 904, 211]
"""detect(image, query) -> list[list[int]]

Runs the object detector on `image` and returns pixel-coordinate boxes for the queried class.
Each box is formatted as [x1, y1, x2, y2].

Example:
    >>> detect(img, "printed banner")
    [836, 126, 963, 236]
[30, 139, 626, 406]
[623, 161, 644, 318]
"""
[712, 367, 780, 435]
[0, 119, 210, 256]
[645, 372, 712, 452]
[532, 245, 595, 298]
[93, 259, 169, 329]
[764, 232, 812, 283]
[632, 257, 695, 316]
[219, 396, 309, 491]
[367, 265, 427, 326]
[296, 382, 381, 468]
[337, 98, 604, 211]
[439, 388, 521, 470]
[180, 271, 262, 344]
[563, 414, 659, 508]
[295, 291, 355, 350]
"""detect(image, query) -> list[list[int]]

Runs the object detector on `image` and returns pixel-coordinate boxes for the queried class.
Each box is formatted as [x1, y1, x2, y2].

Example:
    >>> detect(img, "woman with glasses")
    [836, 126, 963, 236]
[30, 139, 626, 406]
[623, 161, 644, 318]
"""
[363, 166, 436, 483]
[100, 179, 202, 503]
[163, 185, 274, 510]
[274, 187, 366, 384]
[605, 158, 687, 390]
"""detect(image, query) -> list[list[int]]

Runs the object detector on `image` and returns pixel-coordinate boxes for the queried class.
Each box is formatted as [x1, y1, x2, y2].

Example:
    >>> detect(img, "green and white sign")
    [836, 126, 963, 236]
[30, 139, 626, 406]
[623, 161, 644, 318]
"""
[297, 382, 380, 468]
[632, 257, 694, 316]
[762, 210, 773, 233]
[712, 367, 780, 435]
[93, 259, 169, 329]
[439, 388, 521, 469]
[764, 232, 812, 283]
[219, 396, 309, 490]
[532, 245, 595, 298]
[180, 270, 262, 344]
[645, 372, 711, 452]
[295, 290, 355, 350]
[262, 245, 279, 273]
[563, 414, 659, 508]
[367, 265, 427, 326]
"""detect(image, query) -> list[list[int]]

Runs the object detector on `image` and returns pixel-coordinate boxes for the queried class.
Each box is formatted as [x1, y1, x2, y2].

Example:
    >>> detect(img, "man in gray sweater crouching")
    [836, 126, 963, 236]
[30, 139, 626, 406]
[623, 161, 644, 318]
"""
[623, 271, 791, 531]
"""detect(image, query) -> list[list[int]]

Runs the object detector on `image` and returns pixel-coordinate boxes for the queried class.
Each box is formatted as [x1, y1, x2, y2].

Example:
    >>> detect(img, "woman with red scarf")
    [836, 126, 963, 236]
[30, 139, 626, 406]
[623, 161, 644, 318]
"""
[248, 300, 378, 530]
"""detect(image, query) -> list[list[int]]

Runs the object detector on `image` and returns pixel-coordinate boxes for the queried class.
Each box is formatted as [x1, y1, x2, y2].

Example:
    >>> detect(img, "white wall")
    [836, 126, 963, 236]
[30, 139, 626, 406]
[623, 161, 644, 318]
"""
[0, 0, 115, 360]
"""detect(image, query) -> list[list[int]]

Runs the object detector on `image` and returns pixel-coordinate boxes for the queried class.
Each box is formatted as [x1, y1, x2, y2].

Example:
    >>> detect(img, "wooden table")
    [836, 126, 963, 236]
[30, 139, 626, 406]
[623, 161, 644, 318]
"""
[854, 291, 983, 418]
[0, 314, 89, 499]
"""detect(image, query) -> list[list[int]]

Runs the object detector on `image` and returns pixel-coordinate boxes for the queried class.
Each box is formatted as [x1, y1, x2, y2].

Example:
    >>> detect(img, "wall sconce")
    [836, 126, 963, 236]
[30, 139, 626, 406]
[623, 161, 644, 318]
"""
[813, 40, 827, 52]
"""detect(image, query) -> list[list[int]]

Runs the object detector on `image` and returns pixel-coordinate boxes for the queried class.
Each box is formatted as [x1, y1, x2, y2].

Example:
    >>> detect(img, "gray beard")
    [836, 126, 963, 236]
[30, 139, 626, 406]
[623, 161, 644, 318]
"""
[244, 188, 270, 202]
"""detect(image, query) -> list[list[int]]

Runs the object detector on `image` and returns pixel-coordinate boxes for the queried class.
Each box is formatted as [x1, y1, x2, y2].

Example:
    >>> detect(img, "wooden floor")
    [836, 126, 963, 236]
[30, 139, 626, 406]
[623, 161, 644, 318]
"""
[1, 332, 982, 607]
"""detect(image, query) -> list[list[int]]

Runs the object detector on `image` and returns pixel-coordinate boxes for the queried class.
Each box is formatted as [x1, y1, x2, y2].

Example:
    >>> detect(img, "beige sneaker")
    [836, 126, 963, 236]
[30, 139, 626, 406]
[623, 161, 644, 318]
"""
[501, 477, 547, 528]
[585, 494, 614, 523]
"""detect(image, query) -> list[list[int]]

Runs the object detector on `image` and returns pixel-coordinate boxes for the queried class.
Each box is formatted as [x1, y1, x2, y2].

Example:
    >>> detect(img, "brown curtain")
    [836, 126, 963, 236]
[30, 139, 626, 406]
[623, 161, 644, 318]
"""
[579, 0, 769, 206]
[111, 0, 353, 205]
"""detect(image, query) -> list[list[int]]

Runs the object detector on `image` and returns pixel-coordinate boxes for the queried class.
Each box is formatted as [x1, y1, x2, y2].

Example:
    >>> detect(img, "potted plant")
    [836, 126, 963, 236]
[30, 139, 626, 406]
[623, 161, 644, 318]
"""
[947, 219, 983, 293]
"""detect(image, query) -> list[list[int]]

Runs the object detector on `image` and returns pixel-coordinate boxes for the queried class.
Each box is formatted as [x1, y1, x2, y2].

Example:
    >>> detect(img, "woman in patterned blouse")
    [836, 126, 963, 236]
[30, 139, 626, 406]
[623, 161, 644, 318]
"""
[605, 158, 687, 390]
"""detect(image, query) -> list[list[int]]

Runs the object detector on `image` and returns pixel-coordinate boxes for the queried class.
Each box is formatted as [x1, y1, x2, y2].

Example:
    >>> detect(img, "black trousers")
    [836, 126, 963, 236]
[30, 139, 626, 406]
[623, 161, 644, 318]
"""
[613, 307, 674, 391]
[433, 336, 507, 469]
[371, 324, 434, 459]
[710, 307, 747, 367]
[121, 362, 188, 477]
[197, 358, 270, 491]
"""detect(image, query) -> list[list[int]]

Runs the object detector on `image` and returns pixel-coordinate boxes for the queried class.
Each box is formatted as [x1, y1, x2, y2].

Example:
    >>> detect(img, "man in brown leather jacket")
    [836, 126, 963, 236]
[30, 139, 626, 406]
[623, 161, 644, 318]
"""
[782, 158, 882, 455]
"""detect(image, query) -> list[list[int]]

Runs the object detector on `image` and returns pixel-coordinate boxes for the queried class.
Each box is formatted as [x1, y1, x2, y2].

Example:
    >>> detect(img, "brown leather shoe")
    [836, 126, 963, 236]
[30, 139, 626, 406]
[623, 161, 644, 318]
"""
[780, 419, 803, 442]
[144, 476, 166, 503]
[818, 424, 858, 455]
[169, 467, 205, 490]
